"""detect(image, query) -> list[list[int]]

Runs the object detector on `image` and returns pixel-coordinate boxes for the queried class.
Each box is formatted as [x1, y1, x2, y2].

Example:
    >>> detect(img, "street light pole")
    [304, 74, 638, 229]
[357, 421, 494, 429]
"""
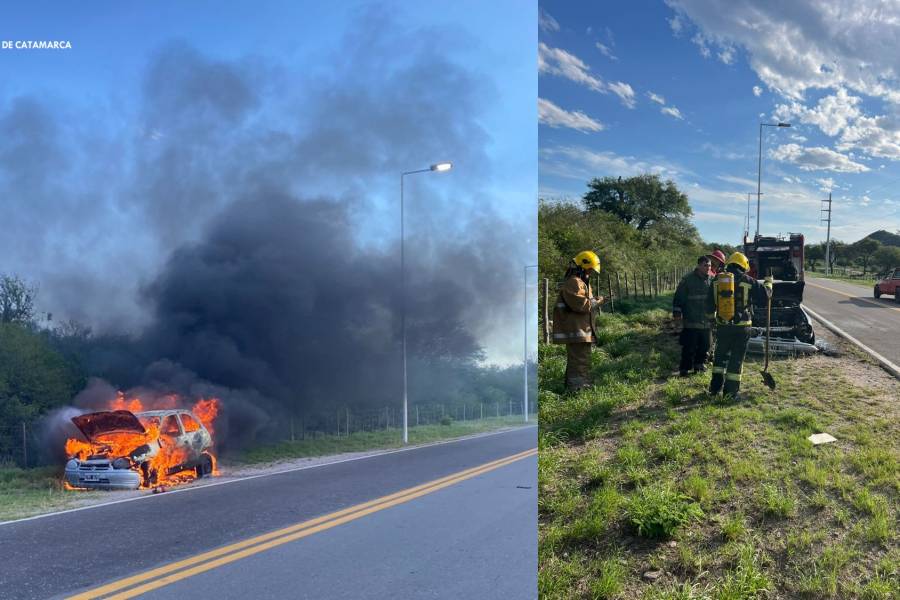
[756, 122, 790, 238]
[400, 162, 452, 445]
[524, 264, 538, 423]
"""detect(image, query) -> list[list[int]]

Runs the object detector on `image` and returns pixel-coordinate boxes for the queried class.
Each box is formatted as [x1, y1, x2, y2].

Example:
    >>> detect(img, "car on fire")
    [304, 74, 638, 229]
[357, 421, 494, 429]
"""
[65, 408, 214, 490]
[874, 267, 900, 301]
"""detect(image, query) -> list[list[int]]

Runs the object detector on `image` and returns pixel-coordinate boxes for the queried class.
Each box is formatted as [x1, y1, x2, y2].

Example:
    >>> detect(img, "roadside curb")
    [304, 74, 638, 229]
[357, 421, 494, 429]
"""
[805, 305, 900, 380]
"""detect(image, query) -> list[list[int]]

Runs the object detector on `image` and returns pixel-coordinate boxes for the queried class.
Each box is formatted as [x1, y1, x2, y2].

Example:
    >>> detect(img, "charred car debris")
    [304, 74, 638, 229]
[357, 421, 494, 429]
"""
[65, 408, 215, 491]
[743, 233, 819, 355]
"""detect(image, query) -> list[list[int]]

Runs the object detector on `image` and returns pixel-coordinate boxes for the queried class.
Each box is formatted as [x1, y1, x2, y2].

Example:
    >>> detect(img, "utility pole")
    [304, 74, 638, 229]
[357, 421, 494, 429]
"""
[821, 192, 833, 275]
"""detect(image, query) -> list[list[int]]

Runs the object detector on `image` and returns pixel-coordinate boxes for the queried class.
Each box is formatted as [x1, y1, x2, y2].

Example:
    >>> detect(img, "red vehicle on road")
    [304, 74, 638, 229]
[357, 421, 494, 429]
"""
[874, 267, 900, 301]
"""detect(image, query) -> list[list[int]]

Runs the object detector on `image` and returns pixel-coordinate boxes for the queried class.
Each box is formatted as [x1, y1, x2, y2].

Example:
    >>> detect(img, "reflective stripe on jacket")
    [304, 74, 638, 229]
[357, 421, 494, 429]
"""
[551, 275, 594, 344]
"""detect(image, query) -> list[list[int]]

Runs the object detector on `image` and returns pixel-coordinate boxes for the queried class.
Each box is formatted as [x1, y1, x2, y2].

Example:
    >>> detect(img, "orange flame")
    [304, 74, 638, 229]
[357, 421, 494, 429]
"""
[65, 393, 222, 489]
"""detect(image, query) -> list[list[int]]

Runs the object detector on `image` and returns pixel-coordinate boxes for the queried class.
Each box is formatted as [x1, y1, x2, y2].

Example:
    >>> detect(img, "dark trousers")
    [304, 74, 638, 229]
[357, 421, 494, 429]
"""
[709, 325, 750, 396]
[564, 342, 592, 391]
[679, 327, 711, 373]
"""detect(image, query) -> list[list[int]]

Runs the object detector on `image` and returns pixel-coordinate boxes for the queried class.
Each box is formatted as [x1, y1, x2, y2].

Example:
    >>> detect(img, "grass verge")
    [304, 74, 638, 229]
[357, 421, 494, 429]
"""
[233, 416, 529, 464]
[539, 294, 899, 599]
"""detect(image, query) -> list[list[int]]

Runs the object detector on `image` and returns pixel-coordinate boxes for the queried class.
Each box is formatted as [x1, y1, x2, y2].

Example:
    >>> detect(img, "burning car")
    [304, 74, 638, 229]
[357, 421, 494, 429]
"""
[65, 408, 215, 490]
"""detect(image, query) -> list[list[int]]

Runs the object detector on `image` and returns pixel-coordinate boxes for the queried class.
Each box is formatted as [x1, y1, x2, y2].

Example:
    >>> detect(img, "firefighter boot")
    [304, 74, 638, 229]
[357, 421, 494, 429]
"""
[709, 366, 725, 395]
[723, 372, 742, 400]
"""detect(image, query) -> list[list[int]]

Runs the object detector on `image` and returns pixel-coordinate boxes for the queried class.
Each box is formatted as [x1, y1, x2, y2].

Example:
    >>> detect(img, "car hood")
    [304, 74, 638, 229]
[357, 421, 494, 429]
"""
[71, 410, 146, 442]
[771, 280, 804, 303]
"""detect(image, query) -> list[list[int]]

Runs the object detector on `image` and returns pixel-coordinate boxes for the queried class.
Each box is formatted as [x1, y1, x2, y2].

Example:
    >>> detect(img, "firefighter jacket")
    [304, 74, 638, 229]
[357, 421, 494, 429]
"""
[706, 271, 770, 326]
[673, 270, 712, 329]
[552, 274, 594, 344]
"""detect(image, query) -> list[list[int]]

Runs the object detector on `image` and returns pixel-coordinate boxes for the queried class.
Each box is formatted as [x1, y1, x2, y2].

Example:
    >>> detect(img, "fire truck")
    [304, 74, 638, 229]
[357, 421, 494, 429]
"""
[742, 233, 805, 281]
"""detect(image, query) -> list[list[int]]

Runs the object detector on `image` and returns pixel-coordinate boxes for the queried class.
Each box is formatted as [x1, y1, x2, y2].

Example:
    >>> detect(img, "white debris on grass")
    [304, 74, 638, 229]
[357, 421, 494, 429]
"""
[808, 432, 837, 445]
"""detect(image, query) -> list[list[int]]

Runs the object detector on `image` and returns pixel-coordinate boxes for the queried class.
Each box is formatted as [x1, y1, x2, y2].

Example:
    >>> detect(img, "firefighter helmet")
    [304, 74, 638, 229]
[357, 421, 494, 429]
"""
[726, 252, 750, 272]
[707, 249, 727, 266]
[573, 250, 601, 273]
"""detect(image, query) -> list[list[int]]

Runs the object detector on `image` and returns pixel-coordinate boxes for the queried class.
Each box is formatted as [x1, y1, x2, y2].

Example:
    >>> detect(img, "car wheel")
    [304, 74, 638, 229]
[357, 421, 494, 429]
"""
[874, 285, 881, 298]
[196, 453, 214, 478]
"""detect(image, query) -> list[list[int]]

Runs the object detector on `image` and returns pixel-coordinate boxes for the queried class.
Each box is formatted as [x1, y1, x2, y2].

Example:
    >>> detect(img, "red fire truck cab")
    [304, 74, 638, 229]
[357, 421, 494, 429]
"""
[742, 233, 804, 281]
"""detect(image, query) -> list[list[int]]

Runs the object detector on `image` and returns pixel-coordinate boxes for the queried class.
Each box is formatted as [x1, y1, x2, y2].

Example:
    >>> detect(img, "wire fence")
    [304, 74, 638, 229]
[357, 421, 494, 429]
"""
[539, 267, 692, 343]
[0, 400, 535, 469]
[276, 400, 533, 442]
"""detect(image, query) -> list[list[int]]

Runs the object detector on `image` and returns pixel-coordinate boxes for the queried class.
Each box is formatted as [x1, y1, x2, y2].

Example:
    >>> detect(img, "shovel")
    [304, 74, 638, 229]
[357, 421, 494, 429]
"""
[760, 272, 776, 390]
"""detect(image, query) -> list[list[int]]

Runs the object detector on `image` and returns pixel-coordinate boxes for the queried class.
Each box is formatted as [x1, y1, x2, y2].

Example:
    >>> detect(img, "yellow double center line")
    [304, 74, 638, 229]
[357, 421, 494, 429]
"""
[69, 448, 537, 600]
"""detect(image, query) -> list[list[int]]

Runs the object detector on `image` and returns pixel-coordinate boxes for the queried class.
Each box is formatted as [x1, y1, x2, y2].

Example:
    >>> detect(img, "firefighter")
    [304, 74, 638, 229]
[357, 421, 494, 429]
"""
[552, 250, 604, 391]
[706, 252, 772, 399]
[673, 256, 713, 376]
[707, 249, 727, 276]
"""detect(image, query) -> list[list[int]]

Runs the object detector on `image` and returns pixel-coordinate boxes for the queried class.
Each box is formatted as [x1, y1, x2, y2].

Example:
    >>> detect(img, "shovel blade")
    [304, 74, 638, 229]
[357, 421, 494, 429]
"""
[761, 370, 776, 390]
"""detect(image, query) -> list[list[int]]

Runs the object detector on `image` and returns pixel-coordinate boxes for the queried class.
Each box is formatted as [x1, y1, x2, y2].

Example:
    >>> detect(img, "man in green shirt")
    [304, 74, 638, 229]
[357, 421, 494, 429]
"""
[673, 256, 713, 376]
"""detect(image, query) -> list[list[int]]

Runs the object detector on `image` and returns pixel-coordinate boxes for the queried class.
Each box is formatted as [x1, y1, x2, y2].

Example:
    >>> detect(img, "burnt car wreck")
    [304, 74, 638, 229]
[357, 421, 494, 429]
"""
[748, 280, 817, 355]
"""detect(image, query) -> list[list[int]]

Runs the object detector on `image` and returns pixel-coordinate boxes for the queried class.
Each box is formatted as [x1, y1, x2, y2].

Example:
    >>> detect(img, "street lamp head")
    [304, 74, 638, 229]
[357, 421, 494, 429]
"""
[777, 122, 791, 127]
[430, 162, 452, 172]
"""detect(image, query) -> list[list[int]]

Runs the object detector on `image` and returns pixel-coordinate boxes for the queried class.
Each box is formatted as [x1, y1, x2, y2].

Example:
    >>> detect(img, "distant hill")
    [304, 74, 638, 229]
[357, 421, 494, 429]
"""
[861, 230, 900, 247]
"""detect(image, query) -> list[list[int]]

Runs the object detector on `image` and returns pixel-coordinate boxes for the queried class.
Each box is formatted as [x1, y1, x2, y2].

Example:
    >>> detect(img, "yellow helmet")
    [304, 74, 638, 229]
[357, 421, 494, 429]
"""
[573, 250, 601, 273]
[726, 251, 750, 272]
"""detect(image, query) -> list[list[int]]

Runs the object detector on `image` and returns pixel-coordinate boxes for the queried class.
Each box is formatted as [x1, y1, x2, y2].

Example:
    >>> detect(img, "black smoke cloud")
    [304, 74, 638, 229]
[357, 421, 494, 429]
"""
[6, 9, 532, 447]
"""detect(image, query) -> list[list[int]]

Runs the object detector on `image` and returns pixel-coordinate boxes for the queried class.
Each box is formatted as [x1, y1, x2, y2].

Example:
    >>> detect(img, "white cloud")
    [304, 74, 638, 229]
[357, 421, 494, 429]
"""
[718, 46, 735, 65]
[596, 42, 618, 61]
[538, 43, 604, 92]
[752, 85, 762, 97]
[666, 0, 900, 103]
[815, 177, 836, 191]
[538, 98, 605, 133]
[661, 106, 685, 120]
[607, 81, 636, 108]
[691, 32, 711, 58]
[539, 8, 559, 33]
[838, 114, 900, 159]
[770, 143, 870, 173]
[647, 91, 666, 105]
[538, 43, 637, 108]
[540, 145, 682, 181]
[669, 14, 684, 35]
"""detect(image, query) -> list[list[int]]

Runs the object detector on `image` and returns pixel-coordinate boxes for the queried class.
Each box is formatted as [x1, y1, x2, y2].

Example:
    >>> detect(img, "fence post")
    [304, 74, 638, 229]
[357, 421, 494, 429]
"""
[623, 272, 629, 298]
[615, 272, 622, 303]
[415, 405, 419, 427]
[22, 422, 27, 468]
[480, 403, 483, 420]
[543, 278, 550, 344]
[606, 272, 615, 313]
[641, 272, 647, 298]
[508, 399, 512, 417]
[496, 402, 500, 418]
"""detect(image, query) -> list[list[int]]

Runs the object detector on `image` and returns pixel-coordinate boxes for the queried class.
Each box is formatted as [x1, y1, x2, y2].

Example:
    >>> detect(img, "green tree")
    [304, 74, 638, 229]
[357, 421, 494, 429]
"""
[851, 238, 882, 275]
[806, 243, 825, 272]
[872, 246, 900, 273]
[583, 174, 692, 231]
[0, 274, 37, 324]
[0, 322, 85, 464]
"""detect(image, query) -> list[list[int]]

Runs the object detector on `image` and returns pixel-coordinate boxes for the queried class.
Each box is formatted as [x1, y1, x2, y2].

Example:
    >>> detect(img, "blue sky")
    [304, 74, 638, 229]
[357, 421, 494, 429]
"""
[539, 0, 900, 245]
[1, 1, 536, 366]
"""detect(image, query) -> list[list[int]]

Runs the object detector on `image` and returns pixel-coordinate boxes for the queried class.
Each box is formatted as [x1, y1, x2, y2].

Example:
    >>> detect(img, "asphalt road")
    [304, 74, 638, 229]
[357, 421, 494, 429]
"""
[804, 277, 900, 364]
[0, 426, 537, 600]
